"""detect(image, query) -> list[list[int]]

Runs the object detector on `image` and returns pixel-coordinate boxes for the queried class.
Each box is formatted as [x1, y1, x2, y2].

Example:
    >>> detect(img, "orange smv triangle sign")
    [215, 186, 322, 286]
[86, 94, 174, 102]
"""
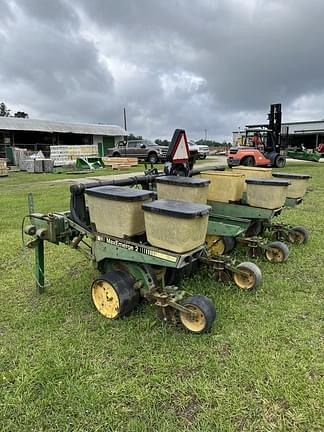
[172, 130, 190, 163]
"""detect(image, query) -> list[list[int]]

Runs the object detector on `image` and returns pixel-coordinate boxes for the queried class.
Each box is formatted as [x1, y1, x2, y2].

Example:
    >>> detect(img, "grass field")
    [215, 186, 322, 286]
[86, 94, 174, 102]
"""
[0, 162, 323, 431]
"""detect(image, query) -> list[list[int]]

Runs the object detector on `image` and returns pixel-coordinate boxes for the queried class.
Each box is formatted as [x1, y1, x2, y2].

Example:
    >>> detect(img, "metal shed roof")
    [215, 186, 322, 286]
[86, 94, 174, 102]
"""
[0, 117, 128, 136]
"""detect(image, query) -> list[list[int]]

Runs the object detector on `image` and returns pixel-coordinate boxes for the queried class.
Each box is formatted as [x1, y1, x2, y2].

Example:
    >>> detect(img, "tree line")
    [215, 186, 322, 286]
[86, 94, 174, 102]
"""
[128, 134, 229, 147]
[0, 102, 29, 118]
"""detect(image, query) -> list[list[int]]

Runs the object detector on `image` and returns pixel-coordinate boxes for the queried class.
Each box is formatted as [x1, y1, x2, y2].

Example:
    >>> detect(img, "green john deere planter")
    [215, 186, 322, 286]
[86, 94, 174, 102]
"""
[287, 149, 321, 162]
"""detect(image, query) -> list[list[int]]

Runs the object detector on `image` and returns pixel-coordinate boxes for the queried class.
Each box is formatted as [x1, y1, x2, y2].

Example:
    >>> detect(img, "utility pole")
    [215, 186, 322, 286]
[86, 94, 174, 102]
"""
[204, 129, 208, 141]
[123, 107, 127, 131]
[123, 107, 128, 157]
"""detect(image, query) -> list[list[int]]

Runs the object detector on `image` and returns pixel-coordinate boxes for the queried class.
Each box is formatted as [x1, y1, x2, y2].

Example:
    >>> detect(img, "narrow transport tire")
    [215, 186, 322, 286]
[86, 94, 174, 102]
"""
[274, 155, 286, 168]
[242, 156, 255, 167]
[147, 152, 158, 164]
[287, 226, 309, 244]
[91, 270, 140, 319]
[265, 241, 289, 263]
[233, 262, 262, 290]
[179, 295, 216, 334]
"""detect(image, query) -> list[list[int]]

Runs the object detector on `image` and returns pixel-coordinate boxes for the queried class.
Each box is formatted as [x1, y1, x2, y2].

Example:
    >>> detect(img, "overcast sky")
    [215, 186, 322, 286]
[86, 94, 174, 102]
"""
[1, 0, 324, 141]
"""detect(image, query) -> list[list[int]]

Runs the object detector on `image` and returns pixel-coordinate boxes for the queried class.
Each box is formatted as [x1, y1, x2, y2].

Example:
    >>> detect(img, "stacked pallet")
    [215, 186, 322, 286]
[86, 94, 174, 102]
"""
[50, 145, 98, 166]
[20, 158, 54, 173]
[103, 157, 138, 170]
[13, 148, 28, 167]
[0, 159, 8, 177]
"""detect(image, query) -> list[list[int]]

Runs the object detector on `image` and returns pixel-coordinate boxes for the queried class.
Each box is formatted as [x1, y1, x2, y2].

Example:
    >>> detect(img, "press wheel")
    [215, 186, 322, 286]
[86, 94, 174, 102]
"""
[233, 262, 262, 290]
[265, 241, 289, 263]
[287, 226, 309, 244]
[179, 295, 216, 334]
[91, 270, 140, 319]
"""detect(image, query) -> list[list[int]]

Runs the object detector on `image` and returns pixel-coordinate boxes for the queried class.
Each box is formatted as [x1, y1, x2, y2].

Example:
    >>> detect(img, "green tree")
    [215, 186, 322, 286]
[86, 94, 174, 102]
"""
[14, 111, 29, 118]
[128, 133, 143, 140]
[0, 102, 10, 117]
[196, 139, 222, 147]
[155, 139, 170, 146]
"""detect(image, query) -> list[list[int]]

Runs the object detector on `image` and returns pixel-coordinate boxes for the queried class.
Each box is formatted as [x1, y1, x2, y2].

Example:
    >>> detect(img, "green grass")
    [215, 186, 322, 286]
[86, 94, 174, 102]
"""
[1, 159, 217, 191]
[1, 165, 146, 188]
[0, 162, 323, 431]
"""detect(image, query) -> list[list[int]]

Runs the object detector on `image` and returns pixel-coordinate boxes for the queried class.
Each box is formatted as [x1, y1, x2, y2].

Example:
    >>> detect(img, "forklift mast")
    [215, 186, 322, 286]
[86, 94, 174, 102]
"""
[267, 103, 284, 152]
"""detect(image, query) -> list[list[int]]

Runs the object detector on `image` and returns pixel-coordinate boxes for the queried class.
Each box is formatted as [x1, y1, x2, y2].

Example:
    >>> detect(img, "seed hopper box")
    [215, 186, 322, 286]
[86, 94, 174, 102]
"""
[245, 179, 290, 209]
[200, 171, 245, 203]
[85, 186, 154, 238]
[156, 176, 210, 204]
[143, 199, 211, 253]
[272, 172, 311, 198]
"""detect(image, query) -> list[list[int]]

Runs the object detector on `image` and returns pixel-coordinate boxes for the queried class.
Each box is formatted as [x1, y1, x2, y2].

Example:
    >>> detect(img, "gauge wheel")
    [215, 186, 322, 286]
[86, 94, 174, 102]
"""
[265, 241, 289, 263]
[91, 270, 140, 319]
[206, 235, 225, 256]
[164, 261, 199, 285]
[179, 295, 216, 334]
[233, 262, 262, 290]
[206, 235, 235, 256]
[245, 220, 263, 237]
[287, 226, 309, 244]
[147, 152, 158, 164]
[223, 236, 236, 253]
[243, 156, 255, 167]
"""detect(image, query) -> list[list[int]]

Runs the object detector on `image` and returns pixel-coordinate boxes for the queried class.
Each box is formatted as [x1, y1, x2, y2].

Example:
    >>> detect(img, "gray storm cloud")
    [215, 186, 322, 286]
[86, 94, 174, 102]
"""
[1, 0, 324, 140]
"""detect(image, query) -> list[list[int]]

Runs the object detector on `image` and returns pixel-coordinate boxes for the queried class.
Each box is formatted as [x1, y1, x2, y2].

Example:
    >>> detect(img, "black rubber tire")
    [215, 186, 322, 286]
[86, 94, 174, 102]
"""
[91, 270, 140, 319]
[180, 295, 216, 334]
[112, 152, 121, 157]
[242, 156, 255, 167]
[223, 236, 236, 254]
[233, 262, 262, 290]
[288, 226, 309, 244]
[265, 241, 289, 263]
[147, 152, 158, 164]
[165, 261, 199, 285]
[274, 155, 286, 168]
[245, 220, 263, 237]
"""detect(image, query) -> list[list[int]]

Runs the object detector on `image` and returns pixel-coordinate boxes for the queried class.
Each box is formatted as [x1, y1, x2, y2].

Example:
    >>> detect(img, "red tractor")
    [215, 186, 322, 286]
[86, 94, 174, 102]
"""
[227, 104, 288, 168]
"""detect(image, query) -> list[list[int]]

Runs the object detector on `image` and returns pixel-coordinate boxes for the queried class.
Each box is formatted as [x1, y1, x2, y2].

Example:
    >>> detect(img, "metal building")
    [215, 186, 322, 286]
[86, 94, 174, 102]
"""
[0, 117, 127, 159]
[233, 120, 324, 149]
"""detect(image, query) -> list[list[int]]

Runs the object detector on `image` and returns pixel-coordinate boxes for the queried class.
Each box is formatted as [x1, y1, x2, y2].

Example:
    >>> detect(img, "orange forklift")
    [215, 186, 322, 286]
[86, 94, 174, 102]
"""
[227, 104, 288, 168]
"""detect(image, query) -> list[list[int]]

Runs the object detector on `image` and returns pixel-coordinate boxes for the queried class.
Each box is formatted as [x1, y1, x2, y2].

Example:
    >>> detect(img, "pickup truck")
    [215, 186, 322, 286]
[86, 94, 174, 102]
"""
[188, 141, 209, 159]
[107, 140, 168, 164]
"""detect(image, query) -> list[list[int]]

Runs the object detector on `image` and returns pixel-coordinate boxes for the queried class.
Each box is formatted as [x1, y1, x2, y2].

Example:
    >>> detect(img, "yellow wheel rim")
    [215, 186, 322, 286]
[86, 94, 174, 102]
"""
[265, 248, 284, 263]
[233, 269, 255, 290]
[180, 305, 206, 333]
[288, 231, 304, 244]
[92, 280, 120, 319]
[206, 235, 225, 256]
